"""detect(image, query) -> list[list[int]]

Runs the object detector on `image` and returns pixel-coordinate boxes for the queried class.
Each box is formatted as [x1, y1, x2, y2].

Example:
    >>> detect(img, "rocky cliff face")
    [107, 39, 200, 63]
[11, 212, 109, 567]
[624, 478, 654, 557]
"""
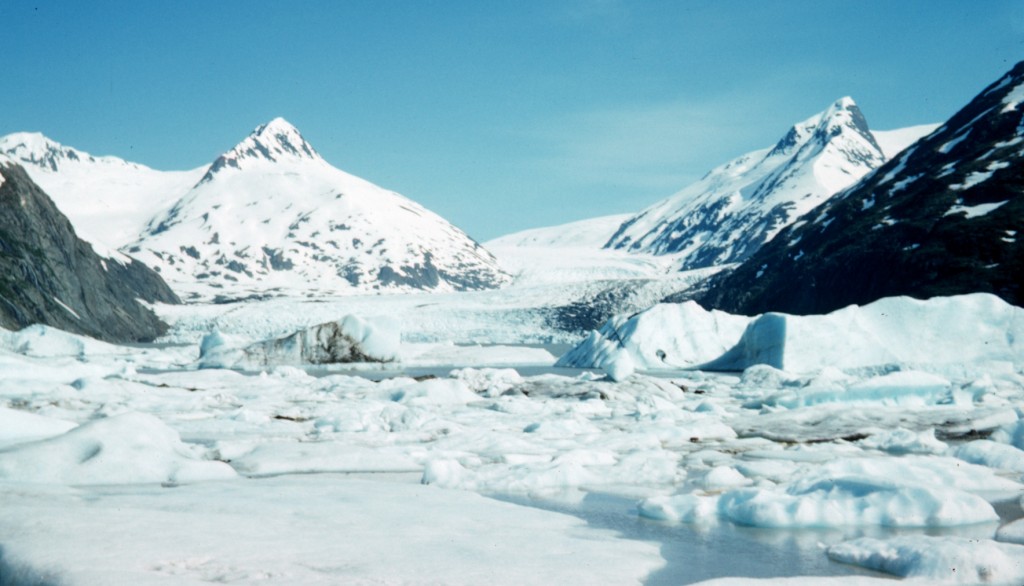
[699, 62, 1024, 315]
[0, 160, 178, 342]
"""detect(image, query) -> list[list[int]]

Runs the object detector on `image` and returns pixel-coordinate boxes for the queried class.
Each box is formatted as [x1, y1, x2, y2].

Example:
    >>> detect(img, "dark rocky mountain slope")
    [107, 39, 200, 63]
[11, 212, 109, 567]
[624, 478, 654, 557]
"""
[699, 61, 1024, 315]
[0, 160, 179, 342]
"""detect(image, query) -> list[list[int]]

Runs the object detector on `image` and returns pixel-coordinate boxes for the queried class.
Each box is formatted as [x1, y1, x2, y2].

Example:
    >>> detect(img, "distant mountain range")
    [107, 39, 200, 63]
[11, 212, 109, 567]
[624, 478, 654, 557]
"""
[6, 58, 1018, 327]
[2, 119, 509, 301]
[605, 98, 935, 270]
[699, 61, 1024, 314]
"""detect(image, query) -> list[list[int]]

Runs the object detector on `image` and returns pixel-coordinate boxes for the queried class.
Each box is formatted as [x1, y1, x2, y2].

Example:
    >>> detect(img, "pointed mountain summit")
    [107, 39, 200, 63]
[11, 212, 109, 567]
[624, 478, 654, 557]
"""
[605, 98, 917, 270]
[128, 119, 510, 300]
[198, 117, 321, 183]
[0, 131, 121, 172]
[0, 132, 204, 250]
[699, 61, 1024, 314]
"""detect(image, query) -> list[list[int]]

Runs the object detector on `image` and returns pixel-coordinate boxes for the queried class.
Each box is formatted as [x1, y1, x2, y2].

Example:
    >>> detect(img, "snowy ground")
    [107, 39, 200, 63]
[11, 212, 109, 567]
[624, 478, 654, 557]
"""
[1, 278, 1023, 583]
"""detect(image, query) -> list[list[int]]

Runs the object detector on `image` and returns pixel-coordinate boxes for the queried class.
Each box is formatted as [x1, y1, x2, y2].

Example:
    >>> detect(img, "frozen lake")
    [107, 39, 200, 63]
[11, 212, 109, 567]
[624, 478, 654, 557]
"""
[1, 294, 1023, 584]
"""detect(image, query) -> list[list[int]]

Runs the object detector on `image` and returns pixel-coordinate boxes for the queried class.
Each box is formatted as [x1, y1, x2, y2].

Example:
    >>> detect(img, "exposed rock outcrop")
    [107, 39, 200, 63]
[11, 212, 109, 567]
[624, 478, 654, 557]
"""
[0, 160, 178, 342]
[699, 62, 1024, 314]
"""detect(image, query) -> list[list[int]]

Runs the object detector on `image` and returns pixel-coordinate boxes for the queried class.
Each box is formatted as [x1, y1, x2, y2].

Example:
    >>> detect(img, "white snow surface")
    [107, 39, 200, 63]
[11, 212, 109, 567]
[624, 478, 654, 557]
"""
[486, 214, 632, 248]
[606, 99, 933, 270]
[944, 199, 1009, 219]
[828, 536, 1024, 584]
[0, 323, 121, 357]
[640, 455, 1016, 528]
[0, 131, 205, 251]
[0, 407, 77, 449]
[557, 301, 751, 370]
[872, 124, 941, 158]
[486, 214, 697, 285]
[856, 427, 948, 455]
[1001, 79, 1024, 113]
[691, 579, 899, 586]
[1, 290, 1023, 583]
[997, 518, 1024, 544]
[562, 293, 1024, 373]
[0, 476, 662, 585]
[952, 439, 1024, 472]
[0, 412, 236, 485]
[126, 118, 509, 300]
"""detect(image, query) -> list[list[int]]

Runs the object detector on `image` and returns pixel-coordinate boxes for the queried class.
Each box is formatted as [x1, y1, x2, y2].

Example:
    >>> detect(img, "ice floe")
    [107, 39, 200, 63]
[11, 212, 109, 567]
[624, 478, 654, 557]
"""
[0, 412, 235, 485]
[827, 535, 1024, 584]
[557, 301, 750, 370]
[0, 406, 77, 449]
[0, 290, 1022, 583]
[199, 315, 400, 369]
[563, 294, 1024, 373]
[640, 455, 1020, 528]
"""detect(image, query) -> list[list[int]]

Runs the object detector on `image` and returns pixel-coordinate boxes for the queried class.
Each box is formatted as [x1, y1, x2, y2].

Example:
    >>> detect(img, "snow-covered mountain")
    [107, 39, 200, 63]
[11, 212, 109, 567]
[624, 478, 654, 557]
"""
[605, 98, 933, 270]
[700, 61, 1024, 315]
[873, 124, 941, 159]
[486, 214, 632, 249]
[0, 132, 204, 253]
[126, 118, 510, 300]
[484, 214, 682, 286]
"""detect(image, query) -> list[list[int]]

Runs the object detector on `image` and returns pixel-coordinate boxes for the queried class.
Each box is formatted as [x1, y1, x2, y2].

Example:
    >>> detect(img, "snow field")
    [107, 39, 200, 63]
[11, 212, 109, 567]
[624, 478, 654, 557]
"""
[0, 131, 205, 250]
[827, 536, 1024, 585]
[0, 292, 1022, 583]
[0, 412, 236, 485]
[0, 476, 664, 586]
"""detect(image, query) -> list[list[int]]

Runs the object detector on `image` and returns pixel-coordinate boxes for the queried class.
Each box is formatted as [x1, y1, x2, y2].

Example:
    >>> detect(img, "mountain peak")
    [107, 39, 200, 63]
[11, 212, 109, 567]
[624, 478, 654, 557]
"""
[767, 97, 881, 159]
[237, 117, 320, 162]
[0, 132, 94, 172]
[698, 60, 1024, 315]
[819, 96, 863, 130]
[198, 118, 322, 184]
[254, 117, 300, 137]
[605, 95, 914, 268]
[816, 96, 878, 147]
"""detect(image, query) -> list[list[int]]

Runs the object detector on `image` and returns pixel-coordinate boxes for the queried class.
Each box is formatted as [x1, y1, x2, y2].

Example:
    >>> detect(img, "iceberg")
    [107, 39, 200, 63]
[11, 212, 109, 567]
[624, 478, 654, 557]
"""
[561, 294, 1024, 373]
[199, 315, 400, 369]
[828, 536, 1024, 584]
[556, 301, 749, 370]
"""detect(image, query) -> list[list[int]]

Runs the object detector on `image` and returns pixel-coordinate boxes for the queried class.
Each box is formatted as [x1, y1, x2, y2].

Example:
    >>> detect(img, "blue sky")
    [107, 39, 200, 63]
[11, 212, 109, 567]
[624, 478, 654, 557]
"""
[3, 1, 1022, 241]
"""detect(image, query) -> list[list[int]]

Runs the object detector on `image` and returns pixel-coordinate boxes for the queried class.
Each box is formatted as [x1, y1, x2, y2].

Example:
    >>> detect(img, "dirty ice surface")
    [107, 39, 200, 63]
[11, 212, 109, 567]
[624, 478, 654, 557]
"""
[1, 293, 1023, 584]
